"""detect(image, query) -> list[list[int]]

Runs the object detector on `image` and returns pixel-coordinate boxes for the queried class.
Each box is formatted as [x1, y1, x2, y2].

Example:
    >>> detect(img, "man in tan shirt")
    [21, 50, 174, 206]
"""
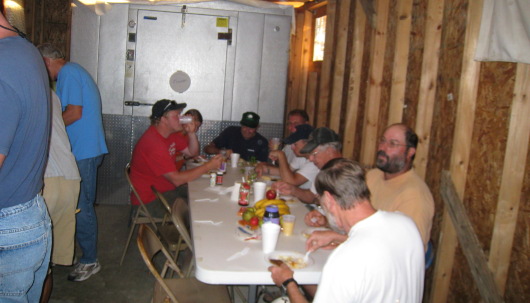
[305, 123, 435, 251]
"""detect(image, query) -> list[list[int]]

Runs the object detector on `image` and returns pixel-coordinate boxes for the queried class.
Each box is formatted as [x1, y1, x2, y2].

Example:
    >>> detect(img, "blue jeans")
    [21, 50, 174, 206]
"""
[76, 155, 104, 264]
[0, 195, 52, 303]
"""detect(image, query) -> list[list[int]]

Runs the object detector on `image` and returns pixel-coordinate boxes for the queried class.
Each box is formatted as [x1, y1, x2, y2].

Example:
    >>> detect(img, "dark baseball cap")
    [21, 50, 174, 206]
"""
[151, 99, 187, 119]
[300, 127, 340, 154]
[283, 124, 314, 144]
[240, 112, 260, 128]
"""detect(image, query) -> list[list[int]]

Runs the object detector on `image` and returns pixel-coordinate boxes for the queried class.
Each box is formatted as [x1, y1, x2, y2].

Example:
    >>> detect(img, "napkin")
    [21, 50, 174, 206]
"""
[194, 220, 223, 226]
[194, 198, 219, 202]
[226, 247, 250, 261]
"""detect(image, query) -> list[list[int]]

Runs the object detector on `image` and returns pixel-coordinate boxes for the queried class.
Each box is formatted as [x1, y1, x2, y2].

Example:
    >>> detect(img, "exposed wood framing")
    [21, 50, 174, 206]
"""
[342, 0, 366, 159]
[298, 10, 314, 110]
[430, 0, 483, 302]
[414, 0, 445, 179]
[360, 0, 390, 165]
[306, 71, 319, 124]
[488, 63, 530, 293]
[440, 171, 505, 303]
[328, 0, 351, 132]
[287, 11, 305, 114]
[388, 0, 413, 124]
[316, 0, 336, 127]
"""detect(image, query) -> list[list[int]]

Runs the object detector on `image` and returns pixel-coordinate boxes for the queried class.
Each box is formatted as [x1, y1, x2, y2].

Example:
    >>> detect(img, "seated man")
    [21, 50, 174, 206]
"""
[269, 158, 425, 303]
[282, 109, 310, 163]
[175, 108, 203, 171]
[272, 127, 342, 203]
[204, 112, 268, 162]
[305, 123, 435, 251]
[130, 99, 222, 218]
[256, 124, 318, 190]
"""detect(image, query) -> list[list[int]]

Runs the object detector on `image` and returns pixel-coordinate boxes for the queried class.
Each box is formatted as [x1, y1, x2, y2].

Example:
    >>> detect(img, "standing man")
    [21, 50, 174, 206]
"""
[0, 12, 52, 301]
[204, 112, 269, 162]
[273, 127, 342, 203]
[305, 123, 435, 250]
[38, 43, 108, 282]
[269, 158, 425, 303]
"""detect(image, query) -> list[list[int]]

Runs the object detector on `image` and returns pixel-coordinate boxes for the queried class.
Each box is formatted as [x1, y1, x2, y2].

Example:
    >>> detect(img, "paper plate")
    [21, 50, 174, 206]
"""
[266, 251, 313, 269]
[235, 226, 261, 242]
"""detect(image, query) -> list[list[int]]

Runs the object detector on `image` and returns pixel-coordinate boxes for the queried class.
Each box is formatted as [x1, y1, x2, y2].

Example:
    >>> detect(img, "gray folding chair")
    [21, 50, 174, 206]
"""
[120, 163, 164, 265]
[137, 224, 231, 303]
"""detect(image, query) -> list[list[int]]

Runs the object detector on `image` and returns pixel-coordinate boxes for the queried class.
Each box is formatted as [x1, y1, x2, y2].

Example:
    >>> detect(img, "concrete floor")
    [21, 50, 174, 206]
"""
[47, 204, 278, 303]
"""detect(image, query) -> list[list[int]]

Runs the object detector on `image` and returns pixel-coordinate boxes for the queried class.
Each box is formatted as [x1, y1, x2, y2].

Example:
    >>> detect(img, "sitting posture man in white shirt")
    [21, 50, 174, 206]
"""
[256, 124, 319, 190]
[269, 158, 425, 303]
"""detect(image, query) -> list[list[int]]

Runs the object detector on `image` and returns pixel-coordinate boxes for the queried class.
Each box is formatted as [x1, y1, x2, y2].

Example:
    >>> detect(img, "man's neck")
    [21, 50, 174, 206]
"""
[0, 18, 17, 39]
[341, 200, 376, 231]
[383, 166, 412, 180]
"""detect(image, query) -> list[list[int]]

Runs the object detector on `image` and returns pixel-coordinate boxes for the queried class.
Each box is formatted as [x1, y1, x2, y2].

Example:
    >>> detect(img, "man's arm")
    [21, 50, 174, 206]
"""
[163, 154, 223, 186]
[269, 264, 309, 303]
[181, 133, 199, 158]
[62, 104, 82, 126]
[273, 151, 308, 186]
[273, 181, 317, 204]
[0, 154, 5, 168]
[203, 142, 220, 155]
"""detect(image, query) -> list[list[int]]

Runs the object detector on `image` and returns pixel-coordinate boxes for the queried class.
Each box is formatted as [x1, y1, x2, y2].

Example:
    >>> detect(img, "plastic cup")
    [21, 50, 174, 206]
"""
[253, 182, 267, 203]
[282, 214, 295, 236]
[179, 115, 193, 124]
[230, 182, 241, 202]
[230, 153, 240, 168]
[261, 222, 281, 254]
[271, 137, 281, 150]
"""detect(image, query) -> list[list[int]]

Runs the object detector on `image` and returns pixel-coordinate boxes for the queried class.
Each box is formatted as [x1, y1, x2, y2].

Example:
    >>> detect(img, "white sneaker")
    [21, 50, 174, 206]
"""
[67, 261, 101, 282]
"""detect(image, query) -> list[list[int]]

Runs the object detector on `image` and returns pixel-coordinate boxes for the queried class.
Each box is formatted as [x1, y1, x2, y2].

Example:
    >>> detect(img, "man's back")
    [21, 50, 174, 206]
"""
[0, 36, 50, 208]
[314, 211, 425, 302]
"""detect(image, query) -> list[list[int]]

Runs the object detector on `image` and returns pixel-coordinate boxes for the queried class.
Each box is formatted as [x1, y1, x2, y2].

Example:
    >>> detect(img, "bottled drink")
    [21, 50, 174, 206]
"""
[238, 182, 250, 206]
[263, 205, 280, 224]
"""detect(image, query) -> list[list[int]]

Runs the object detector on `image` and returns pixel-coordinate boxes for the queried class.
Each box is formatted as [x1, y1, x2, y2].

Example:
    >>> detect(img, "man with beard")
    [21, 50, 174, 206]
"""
[269, 158, 425, 303]
[305, 123, 434, 251]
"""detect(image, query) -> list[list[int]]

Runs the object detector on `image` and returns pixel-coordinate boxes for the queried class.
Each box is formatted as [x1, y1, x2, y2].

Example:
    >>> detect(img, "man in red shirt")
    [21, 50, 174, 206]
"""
[130, 99, 222, 217]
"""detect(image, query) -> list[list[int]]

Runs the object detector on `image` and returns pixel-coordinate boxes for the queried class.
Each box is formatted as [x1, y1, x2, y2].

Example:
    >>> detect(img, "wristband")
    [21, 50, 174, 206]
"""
[281, 278, 297, 292]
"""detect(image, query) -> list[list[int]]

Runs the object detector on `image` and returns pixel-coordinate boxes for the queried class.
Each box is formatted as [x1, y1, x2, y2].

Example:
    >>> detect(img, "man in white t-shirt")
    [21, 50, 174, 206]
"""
[256, 124, 318, 190]
[269, 158, 425, 303]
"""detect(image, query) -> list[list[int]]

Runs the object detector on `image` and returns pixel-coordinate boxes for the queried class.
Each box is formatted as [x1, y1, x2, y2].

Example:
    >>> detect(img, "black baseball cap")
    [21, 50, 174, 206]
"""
[283, 124, 314, 144]
[151, 99, 187, 119]
[240, 112, 260, 128]
[300, 127, 340, 154]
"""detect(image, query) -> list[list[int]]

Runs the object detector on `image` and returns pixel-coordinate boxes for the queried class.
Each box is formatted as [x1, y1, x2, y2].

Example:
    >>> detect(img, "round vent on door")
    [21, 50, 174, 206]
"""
[169, 70, 191, 93]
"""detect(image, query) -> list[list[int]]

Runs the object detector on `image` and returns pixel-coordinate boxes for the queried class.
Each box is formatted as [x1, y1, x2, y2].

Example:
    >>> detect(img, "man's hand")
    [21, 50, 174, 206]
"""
[255, 162, 269, 177]
[206, 154, 223, 171]
[304, 210, 327, 227]
[268, 150, 283, 162]
[182, 120, 198, 134]
[272, 181, 294, 195]
[268, 262, 294, 287]
[306, 230, 346, 251]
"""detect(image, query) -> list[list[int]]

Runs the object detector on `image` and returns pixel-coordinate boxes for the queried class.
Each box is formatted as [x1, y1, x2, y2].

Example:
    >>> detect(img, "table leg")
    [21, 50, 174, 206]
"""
[248, 285, 258, 303]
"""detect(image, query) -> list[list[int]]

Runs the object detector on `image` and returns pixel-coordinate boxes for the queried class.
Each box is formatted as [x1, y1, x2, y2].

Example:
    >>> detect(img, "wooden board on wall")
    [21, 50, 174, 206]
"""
[430, 0, 484, 302]
[360, 0, 390, 166]
[316, 0, 336, 127]
[342, 0, 366, 160]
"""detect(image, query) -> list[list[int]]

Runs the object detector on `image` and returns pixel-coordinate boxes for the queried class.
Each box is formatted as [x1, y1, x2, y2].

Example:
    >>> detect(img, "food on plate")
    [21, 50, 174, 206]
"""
[275, 255, 308, 269]
[265, 189, 277, 200]
[249, 216, 259, 227]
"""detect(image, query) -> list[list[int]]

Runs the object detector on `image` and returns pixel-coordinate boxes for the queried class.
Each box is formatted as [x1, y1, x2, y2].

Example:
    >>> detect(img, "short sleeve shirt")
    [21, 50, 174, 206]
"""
[212, 126, 269, 162]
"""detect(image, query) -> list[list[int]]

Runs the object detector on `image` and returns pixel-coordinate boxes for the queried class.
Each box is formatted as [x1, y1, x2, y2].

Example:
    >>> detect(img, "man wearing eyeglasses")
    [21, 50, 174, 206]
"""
[130, 100, 223, 218]
[272, 127, 342, 203]
[305, 124, 435, 251]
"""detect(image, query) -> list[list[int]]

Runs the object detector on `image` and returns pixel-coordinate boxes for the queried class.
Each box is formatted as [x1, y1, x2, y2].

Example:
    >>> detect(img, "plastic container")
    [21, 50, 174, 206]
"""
[263, 205, 280, 225]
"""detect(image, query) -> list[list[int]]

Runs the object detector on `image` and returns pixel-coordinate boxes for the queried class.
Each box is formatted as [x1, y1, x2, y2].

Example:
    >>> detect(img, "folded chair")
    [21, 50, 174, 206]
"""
[151, 186, 190, 268]
[137, 224, 231, 303]
[120, 163, 164, 265]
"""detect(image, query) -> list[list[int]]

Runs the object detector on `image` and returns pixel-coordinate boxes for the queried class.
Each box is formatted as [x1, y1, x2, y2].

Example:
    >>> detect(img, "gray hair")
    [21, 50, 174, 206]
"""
[317, 141, 342, 153]
[37, 43, 65, 59]
[315, 158, 371, 210]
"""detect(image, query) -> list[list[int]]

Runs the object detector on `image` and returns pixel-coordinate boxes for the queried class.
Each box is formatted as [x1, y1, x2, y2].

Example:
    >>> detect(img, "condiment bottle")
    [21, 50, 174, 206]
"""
[238, 182, 250, 206]
[263, 205, 280, 224]
[209, 172, 216, 187]
[216, 171, 223, 185]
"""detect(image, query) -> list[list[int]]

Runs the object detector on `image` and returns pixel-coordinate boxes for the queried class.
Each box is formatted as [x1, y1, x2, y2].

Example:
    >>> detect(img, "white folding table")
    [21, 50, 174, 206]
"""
[188, 166, 331, 303]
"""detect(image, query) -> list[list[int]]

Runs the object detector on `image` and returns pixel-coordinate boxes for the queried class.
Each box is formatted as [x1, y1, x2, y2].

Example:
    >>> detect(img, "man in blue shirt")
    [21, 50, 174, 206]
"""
[39, 43, 108, 282]
[0, 12, 52, 301]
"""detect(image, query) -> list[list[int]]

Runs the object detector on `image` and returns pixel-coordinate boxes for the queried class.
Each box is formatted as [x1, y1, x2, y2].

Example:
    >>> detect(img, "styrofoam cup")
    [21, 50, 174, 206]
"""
[253, 182, 267, 203]
[230, 153, 240, 168]
[261, 222, 281, 254]
[231, 182, 241, 202]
